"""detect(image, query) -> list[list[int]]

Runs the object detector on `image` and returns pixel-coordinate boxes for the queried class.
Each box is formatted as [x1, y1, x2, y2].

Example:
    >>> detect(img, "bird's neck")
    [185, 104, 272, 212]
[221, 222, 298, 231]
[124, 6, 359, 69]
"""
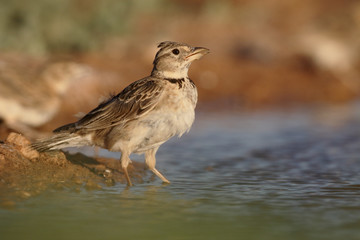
[151, 67, 189, 80]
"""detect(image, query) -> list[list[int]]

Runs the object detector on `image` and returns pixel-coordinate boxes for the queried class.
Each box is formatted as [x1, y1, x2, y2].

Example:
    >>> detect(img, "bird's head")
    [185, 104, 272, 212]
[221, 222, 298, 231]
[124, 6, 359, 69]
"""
[151, 41, 209, 79]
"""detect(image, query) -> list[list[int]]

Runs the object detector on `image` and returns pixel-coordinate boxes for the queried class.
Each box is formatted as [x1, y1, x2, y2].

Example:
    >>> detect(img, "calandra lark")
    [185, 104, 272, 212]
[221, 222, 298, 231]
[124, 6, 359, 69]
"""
[33, 41, 209, 186]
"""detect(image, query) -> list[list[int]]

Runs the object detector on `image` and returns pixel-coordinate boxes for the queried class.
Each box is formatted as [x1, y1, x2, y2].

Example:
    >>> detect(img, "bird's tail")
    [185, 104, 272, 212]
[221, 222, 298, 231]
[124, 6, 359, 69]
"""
[31, 133, 89, 152]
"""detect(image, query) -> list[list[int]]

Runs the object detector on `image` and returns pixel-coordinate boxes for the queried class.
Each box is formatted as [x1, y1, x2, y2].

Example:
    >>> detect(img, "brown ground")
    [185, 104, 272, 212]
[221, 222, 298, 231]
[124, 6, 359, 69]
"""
[0, 133, 147, 209]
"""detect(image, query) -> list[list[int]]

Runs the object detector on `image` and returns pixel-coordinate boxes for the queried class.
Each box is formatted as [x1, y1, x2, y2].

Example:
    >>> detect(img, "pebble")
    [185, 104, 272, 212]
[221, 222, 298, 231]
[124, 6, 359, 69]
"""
[6, 132, 39, 160]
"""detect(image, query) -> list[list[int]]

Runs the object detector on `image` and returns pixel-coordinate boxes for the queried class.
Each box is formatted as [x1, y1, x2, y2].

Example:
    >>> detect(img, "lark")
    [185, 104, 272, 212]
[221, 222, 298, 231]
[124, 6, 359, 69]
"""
[33, 41, 209, 186]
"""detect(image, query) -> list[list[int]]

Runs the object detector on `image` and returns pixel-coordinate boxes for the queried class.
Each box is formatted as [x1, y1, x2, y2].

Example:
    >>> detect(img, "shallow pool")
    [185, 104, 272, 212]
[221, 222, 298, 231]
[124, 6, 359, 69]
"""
[1, 103, 360, 240]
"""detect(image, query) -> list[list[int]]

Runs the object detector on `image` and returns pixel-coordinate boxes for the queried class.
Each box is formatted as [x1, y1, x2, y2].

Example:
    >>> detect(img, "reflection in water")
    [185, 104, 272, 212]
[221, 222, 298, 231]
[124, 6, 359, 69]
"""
[1, 103, 360, 240]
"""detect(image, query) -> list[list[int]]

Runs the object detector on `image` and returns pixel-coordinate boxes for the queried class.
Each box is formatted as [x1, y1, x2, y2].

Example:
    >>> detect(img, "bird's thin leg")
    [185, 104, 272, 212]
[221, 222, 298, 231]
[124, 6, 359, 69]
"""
[120, 152, 133, 186]
[145, 147, 170, 184]
[93, 146, 100, 157]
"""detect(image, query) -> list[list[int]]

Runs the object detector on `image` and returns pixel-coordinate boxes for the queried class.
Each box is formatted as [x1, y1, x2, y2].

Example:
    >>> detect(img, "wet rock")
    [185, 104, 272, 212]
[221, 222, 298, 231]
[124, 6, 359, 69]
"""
[38, 151, 68, 166]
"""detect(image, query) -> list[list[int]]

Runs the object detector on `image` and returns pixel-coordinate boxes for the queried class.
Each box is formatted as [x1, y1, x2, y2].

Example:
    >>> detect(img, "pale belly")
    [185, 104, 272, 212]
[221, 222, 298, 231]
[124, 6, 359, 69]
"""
[108, 104, 195, 154]
[131, 106, 195, 153]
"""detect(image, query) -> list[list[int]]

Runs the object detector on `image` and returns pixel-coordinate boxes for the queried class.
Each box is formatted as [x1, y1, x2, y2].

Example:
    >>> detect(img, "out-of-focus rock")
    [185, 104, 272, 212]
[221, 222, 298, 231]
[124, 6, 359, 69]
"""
[0, 57, 92, 140]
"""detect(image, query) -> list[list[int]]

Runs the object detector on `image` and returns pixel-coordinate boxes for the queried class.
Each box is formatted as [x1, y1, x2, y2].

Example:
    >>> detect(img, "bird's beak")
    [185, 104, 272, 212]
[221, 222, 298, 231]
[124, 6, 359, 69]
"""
[185, 47, 210, 61]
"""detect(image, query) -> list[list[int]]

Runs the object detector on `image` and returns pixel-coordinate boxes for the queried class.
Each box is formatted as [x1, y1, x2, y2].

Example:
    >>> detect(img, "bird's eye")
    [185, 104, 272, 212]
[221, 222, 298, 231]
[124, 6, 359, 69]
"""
[172, 49, 180, 55]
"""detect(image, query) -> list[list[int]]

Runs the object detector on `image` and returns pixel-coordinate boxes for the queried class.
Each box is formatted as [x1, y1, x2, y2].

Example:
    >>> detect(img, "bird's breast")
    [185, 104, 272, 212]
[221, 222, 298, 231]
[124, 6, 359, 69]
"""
[114, 79, 198, 153]
[155, 81, 197, 136]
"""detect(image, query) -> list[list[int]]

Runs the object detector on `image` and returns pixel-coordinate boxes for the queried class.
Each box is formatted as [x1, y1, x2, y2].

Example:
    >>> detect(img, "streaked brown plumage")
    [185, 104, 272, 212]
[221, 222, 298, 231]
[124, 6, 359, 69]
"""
[32, 41, 209, 186]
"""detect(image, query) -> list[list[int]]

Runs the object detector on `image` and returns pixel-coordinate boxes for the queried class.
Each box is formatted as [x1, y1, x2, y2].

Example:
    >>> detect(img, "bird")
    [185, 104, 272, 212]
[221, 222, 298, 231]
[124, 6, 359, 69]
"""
[0, 60, 90, 139]
[32, 41, 209, 186]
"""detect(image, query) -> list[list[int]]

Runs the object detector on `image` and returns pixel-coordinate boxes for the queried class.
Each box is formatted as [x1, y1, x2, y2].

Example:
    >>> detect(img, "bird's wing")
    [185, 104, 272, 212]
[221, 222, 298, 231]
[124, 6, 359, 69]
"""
[73, 77, 163, 131]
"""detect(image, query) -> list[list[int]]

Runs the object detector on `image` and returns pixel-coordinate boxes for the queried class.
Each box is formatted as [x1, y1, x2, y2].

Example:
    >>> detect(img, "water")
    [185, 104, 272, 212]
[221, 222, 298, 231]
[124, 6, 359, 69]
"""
[1, 104, 360, 240]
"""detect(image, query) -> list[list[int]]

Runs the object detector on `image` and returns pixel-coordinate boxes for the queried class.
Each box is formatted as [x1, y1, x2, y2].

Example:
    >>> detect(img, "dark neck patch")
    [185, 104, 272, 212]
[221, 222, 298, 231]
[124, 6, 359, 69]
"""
[164, 77, 185, 89]
[188, 78, 196, 88]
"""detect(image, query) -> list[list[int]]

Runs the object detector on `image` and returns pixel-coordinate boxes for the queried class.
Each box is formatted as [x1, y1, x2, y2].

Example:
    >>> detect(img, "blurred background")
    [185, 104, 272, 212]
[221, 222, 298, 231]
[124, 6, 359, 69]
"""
[1, 0, 360, 139]
[2, 2, 360, 239]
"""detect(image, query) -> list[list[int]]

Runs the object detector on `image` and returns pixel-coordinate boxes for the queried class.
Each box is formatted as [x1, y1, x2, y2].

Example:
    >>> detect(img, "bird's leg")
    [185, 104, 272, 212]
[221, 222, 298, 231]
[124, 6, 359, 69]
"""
[120, 152, 133, 186]
[93, 146, 100, 157]
[145, 147, 170, 184]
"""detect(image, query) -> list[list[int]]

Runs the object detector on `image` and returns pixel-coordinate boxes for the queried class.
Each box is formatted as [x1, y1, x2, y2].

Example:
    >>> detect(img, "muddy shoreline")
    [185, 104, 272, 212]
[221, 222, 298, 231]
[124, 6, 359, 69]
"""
[0, 133, 146, 208]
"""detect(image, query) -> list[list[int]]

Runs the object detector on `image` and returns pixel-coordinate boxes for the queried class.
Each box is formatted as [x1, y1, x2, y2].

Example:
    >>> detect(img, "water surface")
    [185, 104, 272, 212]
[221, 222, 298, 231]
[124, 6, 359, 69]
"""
[1, 104, 360, 240]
